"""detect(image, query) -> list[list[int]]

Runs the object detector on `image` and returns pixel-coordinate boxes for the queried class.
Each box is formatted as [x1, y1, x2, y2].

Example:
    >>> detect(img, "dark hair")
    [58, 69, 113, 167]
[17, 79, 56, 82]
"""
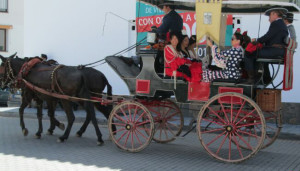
[273, 10, 285, 18]
[165, 5, 176, 10]
[233, 32, 244, 46]
[169, 31, 183, 51]
[189, 35, 196, 46]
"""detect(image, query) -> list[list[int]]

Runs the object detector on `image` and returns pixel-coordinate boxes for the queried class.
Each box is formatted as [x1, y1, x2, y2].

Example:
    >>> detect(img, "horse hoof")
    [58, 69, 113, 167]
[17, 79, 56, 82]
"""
[47, 130, 53, 135]
[59, 123, 65, 130]
[57, 138, 65, 143]
[76, 132, 82, 137]
[22, 129, 29, 136]
[97, 141, 104, 146]
[35, 135, 41, 139]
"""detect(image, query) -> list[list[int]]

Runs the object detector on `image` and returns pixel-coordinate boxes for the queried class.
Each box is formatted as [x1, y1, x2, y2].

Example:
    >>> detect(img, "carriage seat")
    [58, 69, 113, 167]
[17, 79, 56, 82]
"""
[256, 58, 284, 64]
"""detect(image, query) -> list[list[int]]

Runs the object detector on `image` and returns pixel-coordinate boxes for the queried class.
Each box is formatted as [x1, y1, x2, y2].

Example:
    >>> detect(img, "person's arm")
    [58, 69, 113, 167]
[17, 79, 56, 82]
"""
[211, 45, 229, 69]
[289, 25, 297, 41]
[257, 21, 277, 43]
[157, 15, 171, 35]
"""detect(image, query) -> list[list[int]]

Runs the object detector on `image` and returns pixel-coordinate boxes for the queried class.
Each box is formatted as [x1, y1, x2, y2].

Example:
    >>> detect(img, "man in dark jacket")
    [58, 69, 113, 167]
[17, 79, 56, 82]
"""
[157, 3, 183, 39]
[245, 8, 288, 83]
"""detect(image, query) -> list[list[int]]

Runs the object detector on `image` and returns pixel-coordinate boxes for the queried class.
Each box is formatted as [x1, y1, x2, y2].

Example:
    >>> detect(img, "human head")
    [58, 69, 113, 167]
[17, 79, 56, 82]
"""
[231, 32, 243, 47]
[265, 8, 287, 23]
[188, 35, 196, 49]
[41, 54, 47, 61]
[169, 31, 182, 51]
[159, 3, 175, 14]
[180, 35, 189, 49]
[284, 12, 294, 24]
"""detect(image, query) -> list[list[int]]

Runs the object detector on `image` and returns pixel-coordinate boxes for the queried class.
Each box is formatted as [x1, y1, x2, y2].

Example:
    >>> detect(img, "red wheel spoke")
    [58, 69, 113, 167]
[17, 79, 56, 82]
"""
[135, 128, 148, 140]
[133, 131, 143, 145]
[120, 107, 130, 121]
[216, 133, 228, 155]
[163, 107, 172, 118]
[127, 104, 132, 122]
[202, 118, 225, 127]
[237, 129, 260, 139]
[111, 122, 126, 126]
[133, 105, 139, 122]
[202, 128, 225, 134]
[123, 130, 131, 147]
[165, 123, 176, 136]
[136, 120, 151, 126]
[113, 113, 127, 123]
[236, 109, 256, 125]
[236, 122, 262, 129]
[117, 130, 129, 143]
[206, 131, 226, 147]
[208, 107, 226, 124]
[232, 134, 244, 159]
[235, 132, 254, 151]
[113, 128, 126, 134]
[230, 96, 233, 123]
[229, 134, 232, 160]
[165, 112, 180, 120]
[164, 127, 169, 140]
[131, 130, 134, 149]
[233, 100, 246, 123]
[166, 121, 180, 129]
[220, 103, 230, 123]
[266, 125, 277, 130]
[134, 111, 147, 124]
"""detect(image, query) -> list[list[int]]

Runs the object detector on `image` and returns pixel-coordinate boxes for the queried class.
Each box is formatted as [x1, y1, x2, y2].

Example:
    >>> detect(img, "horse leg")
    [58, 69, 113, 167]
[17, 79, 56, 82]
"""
[94, 103, 116, 134]
[35, 99, 43, 139]
[57, 100, 75, 143]
[76, 103, 91, 137]
[85, 101, 104, 146]
[47, 100, 65, 135]
[19, 97, 29, 136]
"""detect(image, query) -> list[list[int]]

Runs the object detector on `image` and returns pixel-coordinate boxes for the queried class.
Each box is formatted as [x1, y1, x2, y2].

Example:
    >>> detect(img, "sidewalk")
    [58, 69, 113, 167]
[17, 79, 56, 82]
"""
[0, 106, 300, 139]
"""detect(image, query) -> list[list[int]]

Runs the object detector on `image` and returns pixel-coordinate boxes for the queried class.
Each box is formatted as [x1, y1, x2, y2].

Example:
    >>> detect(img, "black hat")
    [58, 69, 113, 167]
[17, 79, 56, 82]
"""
[158, 2, 176, 8]
[285, 12, 297, 21]
[265, 8, 288, 17]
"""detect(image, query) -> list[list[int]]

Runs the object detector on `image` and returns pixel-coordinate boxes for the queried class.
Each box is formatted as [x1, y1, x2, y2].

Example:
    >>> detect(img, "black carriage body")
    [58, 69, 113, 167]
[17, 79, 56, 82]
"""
[106, 52, 255, 103]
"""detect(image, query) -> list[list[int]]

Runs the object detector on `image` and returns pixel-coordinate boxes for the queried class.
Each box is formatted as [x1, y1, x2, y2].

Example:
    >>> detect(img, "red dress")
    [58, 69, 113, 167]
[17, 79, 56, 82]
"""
[164, 45, 202, 82]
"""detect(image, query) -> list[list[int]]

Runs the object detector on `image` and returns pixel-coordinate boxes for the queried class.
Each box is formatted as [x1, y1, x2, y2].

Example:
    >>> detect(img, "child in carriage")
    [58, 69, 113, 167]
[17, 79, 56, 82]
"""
[202, 32, 244, 82]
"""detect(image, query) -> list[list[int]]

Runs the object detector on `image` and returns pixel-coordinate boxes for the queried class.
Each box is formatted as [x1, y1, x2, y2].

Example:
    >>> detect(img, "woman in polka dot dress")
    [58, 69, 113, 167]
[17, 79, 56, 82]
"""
[202, 32, 244, 82]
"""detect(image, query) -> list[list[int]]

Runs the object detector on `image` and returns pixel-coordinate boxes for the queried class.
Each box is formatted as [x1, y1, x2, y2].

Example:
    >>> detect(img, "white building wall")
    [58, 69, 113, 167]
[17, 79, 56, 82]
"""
[24, 0, 136, 95]
[0, 0, 24, 56]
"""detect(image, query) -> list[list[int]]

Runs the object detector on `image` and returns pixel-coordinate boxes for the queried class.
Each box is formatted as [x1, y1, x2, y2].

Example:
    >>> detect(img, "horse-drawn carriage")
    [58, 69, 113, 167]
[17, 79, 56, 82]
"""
[104, 0, 299, 163]
[0, 0, 298, 164]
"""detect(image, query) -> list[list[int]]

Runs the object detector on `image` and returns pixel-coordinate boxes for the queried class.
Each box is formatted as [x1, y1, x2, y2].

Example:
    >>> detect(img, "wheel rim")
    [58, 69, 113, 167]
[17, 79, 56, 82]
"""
[261, 110, 282, 148]
[197, 92, 266, 163]
[108, 101, 154, 152]
[142, 100, 184, 143]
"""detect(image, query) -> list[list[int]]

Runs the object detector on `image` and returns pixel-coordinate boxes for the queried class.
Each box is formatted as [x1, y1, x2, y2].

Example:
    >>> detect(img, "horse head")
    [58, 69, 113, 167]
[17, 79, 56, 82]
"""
[0, 52, 26, 88]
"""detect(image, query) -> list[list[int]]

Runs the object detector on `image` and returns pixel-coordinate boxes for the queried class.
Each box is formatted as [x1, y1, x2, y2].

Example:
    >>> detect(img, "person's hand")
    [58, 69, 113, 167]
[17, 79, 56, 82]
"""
[251, 38, 257, 42]
[207, 38, 213, 47]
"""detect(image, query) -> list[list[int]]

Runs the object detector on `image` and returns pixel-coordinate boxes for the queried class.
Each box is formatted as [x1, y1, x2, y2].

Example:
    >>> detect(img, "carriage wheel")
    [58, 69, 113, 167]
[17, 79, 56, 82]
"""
[108, 101, 154, 152]
[143, 100, 184, 143]
[262, 110, 282, 148]
[197, 92, 266, 163]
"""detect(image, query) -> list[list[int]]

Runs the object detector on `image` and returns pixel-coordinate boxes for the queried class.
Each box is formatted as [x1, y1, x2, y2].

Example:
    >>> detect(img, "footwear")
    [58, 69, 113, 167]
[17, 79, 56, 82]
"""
[245, 71, 255, 84]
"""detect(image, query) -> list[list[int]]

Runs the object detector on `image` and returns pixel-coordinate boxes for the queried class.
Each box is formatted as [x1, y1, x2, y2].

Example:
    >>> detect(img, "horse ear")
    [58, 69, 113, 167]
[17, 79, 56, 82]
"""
[9, 52, 17, 59]
[0, 55, 6, 62]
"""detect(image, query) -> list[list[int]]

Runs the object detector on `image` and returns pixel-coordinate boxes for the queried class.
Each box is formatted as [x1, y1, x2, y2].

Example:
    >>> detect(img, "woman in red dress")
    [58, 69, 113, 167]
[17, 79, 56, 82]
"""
[164, 31, 202, 82]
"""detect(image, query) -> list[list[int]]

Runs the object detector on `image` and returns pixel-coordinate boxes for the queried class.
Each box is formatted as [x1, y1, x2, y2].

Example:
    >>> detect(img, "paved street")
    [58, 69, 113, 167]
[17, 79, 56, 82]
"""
[0, 116, 300, 171]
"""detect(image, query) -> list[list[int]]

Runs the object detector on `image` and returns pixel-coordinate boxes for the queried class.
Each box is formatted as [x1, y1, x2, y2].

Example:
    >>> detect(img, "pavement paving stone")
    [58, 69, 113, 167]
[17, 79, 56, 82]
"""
[0, 116, 300, 171]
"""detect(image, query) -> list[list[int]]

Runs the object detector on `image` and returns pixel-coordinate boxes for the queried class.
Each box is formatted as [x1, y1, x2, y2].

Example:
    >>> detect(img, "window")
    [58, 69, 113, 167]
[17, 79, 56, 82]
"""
[0, 0, 8, 12]
[0, 29, 7, 51]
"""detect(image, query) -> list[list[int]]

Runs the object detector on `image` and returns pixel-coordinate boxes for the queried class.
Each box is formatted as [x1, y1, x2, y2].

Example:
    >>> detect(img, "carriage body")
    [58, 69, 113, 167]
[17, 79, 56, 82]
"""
[105, 0, 299, 163]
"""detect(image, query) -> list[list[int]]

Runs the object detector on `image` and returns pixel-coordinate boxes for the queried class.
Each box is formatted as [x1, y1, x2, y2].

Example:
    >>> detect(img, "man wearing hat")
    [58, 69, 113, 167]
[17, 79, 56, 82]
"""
[284, 12, 297, 42]
[156, 2, 183, 40]
[245, 8, 288, 84]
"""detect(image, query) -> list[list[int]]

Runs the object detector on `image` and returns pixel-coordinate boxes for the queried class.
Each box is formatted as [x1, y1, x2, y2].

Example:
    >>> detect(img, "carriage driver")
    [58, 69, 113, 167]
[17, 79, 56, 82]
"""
[244, 8, 288, 84]
[157, 2, 183, 41]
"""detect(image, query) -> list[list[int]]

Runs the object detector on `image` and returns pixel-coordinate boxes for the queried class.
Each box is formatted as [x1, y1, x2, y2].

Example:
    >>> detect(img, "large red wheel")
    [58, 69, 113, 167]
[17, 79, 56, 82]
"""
[142, 100, 184, 143]
[197, 92, 266, 163]
[108, 101, 154, 152]
[262, 110, 282, 148]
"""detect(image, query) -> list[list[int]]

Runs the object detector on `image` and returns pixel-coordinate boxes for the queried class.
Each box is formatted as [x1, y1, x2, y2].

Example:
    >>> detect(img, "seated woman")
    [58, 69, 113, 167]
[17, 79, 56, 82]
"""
[187, 35, 198, 60]
[164, 31, 202, 82]
[202, 32, 244, 82]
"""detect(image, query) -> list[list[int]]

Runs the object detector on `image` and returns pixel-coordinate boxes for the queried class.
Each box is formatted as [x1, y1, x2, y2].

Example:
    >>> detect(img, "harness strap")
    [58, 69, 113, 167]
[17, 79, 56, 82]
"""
[51, 65, 65, 94]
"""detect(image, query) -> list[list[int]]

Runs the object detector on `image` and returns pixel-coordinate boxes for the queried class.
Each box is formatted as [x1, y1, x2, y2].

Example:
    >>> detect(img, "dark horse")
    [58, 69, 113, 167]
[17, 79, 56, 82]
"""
[0, 54, 111, 145]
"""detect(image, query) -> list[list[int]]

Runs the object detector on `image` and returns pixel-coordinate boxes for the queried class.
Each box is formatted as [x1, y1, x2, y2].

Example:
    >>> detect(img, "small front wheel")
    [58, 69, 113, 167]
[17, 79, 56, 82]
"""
[108, 101, 154, 152]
